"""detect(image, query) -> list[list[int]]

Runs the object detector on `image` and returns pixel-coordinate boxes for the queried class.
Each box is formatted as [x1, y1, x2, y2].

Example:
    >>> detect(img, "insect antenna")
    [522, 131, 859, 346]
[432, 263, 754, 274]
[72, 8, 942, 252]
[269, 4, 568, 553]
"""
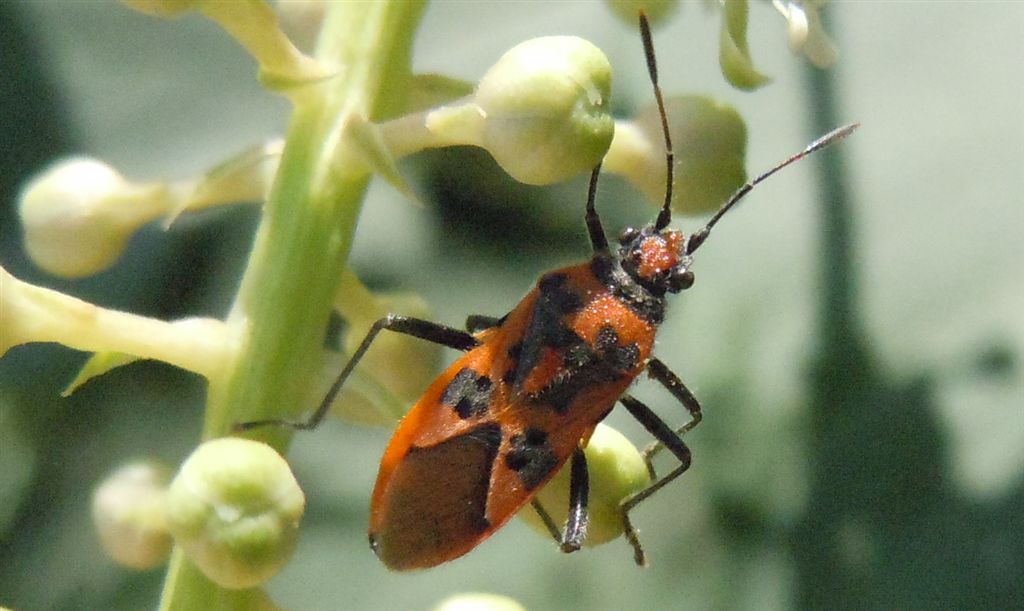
[584, 162, 609, 254]
[638, 11, 676, 233]
[587, 10, 671, 254]
[685, 122, 860, 255]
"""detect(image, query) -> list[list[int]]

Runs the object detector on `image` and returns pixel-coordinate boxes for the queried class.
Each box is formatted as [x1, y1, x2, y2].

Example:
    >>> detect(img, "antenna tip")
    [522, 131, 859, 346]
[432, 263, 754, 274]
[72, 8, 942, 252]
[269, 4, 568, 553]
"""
[805, 122, 860, 154]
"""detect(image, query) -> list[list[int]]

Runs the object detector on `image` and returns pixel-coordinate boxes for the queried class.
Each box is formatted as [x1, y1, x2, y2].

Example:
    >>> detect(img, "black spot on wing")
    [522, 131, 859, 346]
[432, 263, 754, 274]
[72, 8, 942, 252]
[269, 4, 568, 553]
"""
[442, 368, 494, 419]
[502, 342, 524, 385]
[505, 427, 559, 490]
[528, 324, 641, 413]
[514, 273, 587, 388]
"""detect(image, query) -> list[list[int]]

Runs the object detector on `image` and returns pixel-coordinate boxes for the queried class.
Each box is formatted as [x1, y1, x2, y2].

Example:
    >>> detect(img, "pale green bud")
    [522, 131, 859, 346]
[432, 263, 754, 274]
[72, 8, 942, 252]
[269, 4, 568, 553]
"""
[605, 95, 747, 215]
[380, 37, 613, 186]
[474, 36, 614, 185]
[92, 460, 173, 570]
[121, 0, 202, 18]
[605, 0, 680, 25]
[166, 438, 305, 589]
[432, 593, 526, 611]
[519, 423, 651, 546]
[18, 144, 280, 278]
[18, 158, 171, 278]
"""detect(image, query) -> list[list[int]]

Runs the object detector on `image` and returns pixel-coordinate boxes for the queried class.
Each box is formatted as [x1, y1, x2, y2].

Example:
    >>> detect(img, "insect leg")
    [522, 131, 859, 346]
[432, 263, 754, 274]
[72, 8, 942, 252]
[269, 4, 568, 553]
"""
[464, 314, 505, 333]
[530, 499, 561, 542]
[638, 357, 703, 471]
[529, 446, 590, 553]
[617, 359, 702, 566]
[234, 314, 479, 432]
[560, 446, 590, 553]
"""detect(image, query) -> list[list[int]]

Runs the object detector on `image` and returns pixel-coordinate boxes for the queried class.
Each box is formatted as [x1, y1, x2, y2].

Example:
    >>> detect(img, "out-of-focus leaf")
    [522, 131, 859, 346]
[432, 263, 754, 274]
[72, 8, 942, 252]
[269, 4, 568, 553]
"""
[719, 0, 771, 90]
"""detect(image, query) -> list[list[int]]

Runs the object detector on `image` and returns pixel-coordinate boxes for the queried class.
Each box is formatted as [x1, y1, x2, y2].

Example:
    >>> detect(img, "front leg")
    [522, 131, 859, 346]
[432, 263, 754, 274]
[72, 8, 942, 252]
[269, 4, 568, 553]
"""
[616, 357, 703, 566]
[235, 315, 479, 432]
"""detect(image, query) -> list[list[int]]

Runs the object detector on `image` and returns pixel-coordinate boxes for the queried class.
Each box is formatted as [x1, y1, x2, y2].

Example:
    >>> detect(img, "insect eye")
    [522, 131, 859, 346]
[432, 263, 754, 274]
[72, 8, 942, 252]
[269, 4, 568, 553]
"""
[618, 227, 640, 244]
[669, 270, 695, 292]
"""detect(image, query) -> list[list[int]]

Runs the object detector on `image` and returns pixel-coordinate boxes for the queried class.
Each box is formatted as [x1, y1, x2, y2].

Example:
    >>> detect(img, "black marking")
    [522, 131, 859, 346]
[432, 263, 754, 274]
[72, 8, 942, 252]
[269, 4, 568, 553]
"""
[505, 427, 559, 490]
[537, 273, 584, 314]
[528, 324, 641, 413]
[514, 274, 587, 387]
[596, 325, 641, 372]
[508, 342, 523, 360]
[503, 342, 524, 384]
[590, 255, 666, 325]
[463, 422, 503, 457]
[441, 367, 494, 419]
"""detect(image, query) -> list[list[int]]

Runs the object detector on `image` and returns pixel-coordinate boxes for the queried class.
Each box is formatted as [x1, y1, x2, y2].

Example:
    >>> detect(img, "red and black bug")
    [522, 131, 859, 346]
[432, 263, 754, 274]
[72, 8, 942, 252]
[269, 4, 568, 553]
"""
[239, 13, 856, 571]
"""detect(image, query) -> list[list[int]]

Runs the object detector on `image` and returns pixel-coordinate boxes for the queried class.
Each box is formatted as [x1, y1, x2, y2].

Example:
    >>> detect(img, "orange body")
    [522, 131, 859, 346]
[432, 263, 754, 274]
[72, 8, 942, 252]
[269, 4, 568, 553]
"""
[369, 260, 658, 570]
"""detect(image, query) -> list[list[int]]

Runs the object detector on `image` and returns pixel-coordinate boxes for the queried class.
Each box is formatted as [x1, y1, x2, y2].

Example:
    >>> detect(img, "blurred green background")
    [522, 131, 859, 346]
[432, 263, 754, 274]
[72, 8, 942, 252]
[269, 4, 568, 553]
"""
[1, 2, 1021, 610]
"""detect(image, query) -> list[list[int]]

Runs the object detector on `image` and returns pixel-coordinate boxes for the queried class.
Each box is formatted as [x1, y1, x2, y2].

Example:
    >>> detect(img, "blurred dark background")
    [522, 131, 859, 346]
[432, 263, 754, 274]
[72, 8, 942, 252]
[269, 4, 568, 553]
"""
[1, 3, 1021, 610]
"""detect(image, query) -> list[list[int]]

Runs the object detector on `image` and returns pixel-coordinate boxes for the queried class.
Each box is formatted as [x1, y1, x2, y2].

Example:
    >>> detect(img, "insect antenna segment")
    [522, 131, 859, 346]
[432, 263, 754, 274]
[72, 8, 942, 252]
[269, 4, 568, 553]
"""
[684, 122, 860, 255]
[638, 11, 675, 233]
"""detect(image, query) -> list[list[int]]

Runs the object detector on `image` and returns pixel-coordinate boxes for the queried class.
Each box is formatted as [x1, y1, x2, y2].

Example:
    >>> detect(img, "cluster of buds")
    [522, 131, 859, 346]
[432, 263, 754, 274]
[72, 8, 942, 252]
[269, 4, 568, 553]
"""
[3, 0, 840, 604]
[91, 438, 304, 590]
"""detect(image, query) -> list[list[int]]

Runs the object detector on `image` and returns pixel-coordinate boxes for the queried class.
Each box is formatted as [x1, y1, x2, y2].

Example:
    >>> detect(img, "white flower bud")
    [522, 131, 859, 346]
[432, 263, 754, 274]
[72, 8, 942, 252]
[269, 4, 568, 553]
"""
[474, 36, 614, 185]
[381, 37, 614, 186]
[519, 423, 651, 546]
[18, 158, 171, 278]
[92, 461, 173, 570]
[433, 593, 526, 611]
[165, 438, 305, 589]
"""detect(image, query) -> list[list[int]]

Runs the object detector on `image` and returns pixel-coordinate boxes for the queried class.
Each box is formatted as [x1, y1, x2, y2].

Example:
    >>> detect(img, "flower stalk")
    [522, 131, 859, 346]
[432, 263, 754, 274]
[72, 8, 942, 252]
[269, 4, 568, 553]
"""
[156, 2, 427, 608]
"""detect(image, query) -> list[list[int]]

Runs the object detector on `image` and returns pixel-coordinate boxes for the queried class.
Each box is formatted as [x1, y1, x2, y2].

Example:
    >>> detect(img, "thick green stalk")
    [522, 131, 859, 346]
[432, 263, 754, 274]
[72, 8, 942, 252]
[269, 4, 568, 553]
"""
[158, 2, 426, 608]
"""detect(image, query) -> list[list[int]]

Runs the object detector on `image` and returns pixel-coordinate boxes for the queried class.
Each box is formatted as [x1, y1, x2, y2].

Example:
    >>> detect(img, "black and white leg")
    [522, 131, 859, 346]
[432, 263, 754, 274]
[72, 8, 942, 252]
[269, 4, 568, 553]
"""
[617, 357, 702, 566]
[234, 314, 479, 432]
[531, 446, 590, 553]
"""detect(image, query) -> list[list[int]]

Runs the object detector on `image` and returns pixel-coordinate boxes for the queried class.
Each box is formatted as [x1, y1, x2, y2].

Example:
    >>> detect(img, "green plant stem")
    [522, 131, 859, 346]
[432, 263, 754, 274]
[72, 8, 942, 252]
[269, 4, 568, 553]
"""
[158, 2, 426, 609]
[795, 10, 875, 609]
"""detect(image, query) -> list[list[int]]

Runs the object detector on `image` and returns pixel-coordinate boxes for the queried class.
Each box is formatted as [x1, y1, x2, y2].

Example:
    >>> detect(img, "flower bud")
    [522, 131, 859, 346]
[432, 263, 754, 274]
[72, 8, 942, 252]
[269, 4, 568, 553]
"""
[121, 0, 201, 18]
[519, 423, 651, 546]
[467, 36, 614, 185]
[433, 593, 526, 611]
[92, 460, 173, 570]
[421, 35, 606, 183]
[605, 95, 747, 215]
[166, 438, 305, 589]
[18, 158, 170, 278]
[605, 0, 680, 25]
